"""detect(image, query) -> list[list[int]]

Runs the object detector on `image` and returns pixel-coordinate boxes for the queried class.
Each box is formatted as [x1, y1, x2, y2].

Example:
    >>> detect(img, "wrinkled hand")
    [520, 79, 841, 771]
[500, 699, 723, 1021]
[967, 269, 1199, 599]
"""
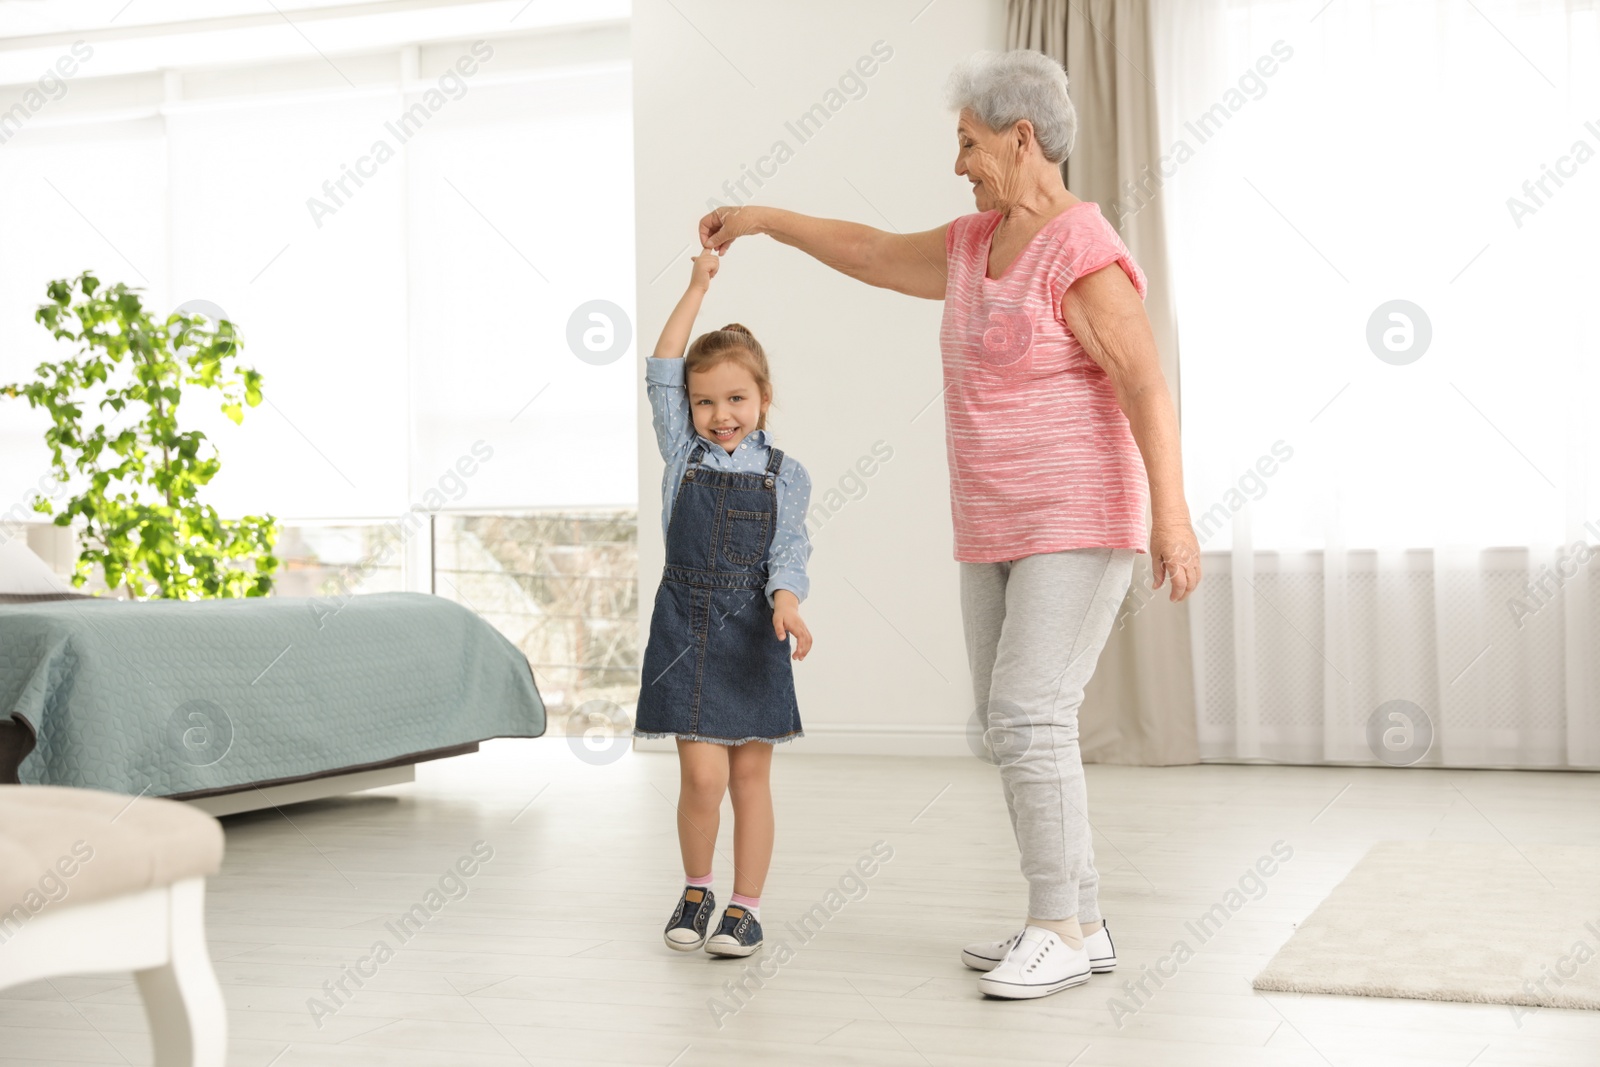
[689, 247, 720, 292]
[772, 590, 812, 661]
[698, 205, 765, 255]
[1150, 518, 1201, 602]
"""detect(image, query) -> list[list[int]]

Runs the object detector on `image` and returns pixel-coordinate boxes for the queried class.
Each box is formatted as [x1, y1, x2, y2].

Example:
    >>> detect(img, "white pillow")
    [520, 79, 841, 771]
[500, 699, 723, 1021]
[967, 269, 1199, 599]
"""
[0, 537, 73, 594]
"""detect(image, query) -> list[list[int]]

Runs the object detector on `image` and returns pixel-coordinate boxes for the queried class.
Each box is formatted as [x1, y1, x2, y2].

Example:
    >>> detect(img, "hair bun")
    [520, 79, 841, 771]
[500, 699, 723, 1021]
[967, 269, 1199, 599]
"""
[720, 322, 753, 337]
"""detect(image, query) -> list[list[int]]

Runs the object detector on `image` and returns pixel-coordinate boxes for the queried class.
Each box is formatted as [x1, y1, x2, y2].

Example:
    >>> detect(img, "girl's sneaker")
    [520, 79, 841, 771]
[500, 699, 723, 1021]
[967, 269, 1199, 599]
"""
[664, 886, 716, 951]
[704, 905, 763, 957]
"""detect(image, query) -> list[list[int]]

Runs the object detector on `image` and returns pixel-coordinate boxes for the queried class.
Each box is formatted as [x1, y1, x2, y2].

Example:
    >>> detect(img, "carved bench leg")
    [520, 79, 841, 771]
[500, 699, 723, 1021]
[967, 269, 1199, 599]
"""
[134, 878, 227, 1067]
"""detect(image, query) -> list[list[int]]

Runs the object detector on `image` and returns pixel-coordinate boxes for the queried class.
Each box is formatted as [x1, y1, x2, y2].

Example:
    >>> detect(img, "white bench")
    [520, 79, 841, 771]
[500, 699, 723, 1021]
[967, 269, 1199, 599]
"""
[0, 784, 227, 1066]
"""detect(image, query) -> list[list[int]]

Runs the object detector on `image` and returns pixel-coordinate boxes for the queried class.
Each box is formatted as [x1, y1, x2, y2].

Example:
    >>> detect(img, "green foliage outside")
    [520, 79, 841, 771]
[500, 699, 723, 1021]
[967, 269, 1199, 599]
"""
[1, 272, 279, 599]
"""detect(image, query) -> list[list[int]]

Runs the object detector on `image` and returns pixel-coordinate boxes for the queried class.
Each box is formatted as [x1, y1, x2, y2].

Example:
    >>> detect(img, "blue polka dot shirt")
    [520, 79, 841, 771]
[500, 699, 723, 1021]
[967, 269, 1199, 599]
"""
[646, 356, 812, 609]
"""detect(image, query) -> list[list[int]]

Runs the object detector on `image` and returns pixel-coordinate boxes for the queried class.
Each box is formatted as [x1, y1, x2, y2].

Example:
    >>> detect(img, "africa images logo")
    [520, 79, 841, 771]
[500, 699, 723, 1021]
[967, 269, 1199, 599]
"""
[979, 308, 1033, 370]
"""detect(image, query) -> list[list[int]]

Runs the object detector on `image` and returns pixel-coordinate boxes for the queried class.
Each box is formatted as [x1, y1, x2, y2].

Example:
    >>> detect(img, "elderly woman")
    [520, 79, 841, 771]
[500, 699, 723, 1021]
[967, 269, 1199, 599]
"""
[699, 50, 1200, 999]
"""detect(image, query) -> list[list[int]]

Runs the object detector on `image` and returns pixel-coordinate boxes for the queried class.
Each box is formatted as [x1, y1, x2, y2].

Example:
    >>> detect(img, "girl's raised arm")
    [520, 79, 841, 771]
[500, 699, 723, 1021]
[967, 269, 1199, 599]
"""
[645, 250, 720, 461]
[651, 250, 720, 361]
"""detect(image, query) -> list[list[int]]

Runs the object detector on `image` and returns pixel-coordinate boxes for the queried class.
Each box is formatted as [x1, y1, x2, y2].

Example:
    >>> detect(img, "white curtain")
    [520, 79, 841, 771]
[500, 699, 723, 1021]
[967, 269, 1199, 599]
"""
[1152, 0, 1600, 767]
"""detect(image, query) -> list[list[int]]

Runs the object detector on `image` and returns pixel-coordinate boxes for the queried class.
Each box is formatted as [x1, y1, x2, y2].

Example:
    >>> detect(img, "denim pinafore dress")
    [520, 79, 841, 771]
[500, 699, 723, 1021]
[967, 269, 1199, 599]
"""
[634, 440, 803, 745]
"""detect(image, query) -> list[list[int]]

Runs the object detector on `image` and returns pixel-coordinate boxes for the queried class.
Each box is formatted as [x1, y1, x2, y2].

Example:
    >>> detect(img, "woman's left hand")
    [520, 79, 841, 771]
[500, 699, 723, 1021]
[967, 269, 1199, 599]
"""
[1150, 518, 1201, 602]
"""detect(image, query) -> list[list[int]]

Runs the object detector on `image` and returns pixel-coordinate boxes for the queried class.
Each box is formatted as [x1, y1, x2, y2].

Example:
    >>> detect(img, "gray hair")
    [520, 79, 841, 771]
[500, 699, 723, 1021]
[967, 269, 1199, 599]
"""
[945, 50, 1077, 164]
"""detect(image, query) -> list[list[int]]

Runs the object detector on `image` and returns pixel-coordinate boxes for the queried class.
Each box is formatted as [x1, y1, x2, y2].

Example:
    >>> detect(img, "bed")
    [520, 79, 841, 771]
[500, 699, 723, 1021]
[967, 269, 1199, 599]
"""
[0, 542, 545, 814]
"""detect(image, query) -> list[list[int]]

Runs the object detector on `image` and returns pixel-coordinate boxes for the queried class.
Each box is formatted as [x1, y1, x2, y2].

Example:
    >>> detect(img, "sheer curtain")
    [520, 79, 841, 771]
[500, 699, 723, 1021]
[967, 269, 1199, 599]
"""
[1151, 0, 1600, 767]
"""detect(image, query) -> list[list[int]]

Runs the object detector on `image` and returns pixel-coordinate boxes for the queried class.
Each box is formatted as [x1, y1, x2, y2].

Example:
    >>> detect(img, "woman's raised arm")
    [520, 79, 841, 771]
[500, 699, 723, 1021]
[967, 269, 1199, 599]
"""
[699, 206, 948, 301]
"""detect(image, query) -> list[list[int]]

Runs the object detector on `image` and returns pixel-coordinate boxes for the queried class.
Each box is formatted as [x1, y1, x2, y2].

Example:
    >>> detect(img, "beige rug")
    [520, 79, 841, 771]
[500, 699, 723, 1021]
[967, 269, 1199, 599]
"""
[1254, 840, 1600, 1012]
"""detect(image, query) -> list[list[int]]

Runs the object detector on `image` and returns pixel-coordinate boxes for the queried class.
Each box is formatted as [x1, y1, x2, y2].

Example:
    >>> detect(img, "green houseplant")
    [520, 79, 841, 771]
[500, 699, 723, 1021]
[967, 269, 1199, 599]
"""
[1, 272, 280, 599]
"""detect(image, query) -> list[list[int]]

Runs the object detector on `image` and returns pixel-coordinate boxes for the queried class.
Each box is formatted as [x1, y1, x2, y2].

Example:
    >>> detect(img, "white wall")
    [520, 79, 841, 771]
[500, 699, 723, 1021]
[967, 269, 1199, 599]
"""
[632, 0, 1007, 754]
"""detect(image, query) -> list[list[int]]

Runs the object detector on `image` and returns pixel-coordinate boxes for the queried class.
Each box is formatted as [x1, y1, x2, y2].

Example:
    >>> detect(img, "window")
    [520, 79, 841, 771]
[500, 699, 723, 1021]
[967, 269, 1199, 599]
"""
[0, 4, 641, 729]
[1153, 0, 1599, 552]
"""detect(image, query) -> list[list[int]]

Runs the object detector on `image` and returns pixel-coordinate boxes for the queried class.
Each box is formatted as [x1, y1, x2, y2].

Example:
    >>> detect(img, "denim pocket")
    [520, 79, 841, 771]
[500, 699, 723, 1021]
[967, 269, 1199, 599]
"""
[721, 509, 770, 566]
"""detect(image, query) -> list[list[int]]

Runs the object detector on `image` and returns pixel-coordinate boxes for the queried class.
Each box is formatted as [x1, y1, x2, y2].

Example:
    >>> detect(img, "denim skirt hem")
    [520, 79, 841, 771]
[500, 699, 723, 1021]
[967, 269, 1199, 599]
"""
[633, 728, 804, 747]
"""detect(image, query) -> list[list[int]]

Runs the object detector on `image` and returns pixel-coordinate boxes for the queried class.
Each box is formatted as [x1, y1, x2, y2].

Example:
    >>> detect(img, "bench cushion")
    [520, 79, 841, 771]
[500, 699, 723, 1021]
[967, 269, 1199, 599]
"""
[0, 785, 223, 920]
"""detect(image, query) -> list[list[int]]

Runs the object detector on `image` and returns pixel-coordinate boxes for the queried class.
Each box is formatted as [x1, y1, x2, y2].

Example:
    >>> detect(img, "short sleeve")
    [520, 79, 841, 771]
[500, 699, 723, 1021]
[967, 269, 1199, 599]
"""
[946, 212, 1002, 298]
[1047, 205, 1148, 319]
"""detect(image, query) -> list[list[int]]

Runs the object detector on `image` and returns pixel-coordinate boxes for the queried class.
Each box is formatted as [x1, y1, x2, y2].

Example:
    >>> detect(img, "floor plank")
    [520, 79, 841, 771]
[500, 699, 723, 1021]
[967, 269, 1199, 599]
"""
[3, 741, 1597, 1065]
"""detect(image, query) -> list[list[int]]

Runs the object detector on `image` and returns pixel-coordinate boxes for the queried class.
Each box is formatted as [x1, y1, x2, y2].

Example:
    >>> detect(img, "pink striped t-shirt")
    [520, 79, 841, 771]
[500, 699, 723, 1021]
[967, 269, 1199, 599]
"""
[939, 201, 1150, 563]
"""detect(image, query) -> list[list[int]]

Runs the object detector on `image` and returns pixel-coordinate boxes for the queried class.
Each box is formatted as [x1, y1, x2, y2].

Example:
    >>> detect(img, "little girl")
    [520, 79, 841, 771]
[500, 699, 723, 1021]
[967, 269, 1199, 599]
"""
[635, 247, 813, 958]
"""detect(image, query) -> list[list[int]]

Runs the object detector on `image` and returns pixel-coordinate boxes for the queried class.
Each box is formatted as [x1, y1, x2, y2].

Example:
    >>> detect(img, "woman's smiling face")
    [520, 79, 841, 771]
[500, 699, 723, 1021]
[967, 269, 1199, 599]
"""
[954, 107, 1019, 212]
[688, 358, 768, 452]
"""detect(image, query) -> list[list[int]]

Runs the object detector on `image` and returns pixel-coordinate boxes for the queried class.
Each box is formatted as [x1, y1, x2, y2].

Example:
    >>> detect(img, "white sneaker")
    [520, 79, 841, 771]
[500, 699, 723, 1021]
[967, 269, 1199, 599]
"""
[962, 921, 1116, 973]
[976, 925, 1092, 999]
[960, 929, 1022, 971]
[1085, 922, 1117, 972]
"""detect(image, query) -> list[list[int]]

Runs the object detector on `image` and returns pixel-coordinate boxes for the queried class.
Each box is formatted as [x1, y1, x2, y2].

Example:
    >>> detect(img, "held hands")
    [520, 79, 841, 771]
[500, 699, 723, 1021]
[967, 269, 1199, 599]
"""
[772, 589, 812, 661]
[698, 205, 765, 255]
[1150, 516, 1202, 602]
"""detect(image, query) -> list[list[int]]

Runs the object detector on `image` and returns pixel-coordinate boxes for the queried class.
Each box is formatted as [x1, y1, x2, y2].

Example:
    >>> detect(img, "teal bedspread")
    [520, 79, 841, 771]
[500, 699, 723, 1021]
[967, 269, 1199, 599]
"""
[0, 592, 545, 796]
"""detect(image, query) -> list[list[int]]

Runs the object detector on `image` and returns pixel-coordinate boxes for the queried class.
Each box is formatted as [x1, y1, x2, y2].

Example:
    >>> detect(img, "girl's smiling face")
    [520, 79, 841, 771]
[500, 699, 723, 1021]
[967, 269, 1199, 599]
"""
[688, 358, 769, 452]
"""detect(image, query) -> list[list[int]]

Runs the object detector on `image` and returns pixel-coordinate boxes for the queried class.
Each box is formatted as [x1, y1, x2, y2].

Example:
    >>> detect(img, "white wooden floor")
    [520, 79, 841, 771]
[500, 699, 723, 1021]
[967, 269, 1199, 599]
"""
[3, 740, 1598, 1066]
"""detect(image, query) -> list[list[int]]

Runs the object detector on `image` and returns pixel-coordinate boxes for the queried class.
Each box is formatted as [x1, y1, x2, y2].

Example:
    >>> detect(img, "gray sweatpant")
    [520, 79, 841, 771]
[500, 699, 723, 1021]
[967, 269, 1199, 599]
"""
[960, 547, 1136, 921]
